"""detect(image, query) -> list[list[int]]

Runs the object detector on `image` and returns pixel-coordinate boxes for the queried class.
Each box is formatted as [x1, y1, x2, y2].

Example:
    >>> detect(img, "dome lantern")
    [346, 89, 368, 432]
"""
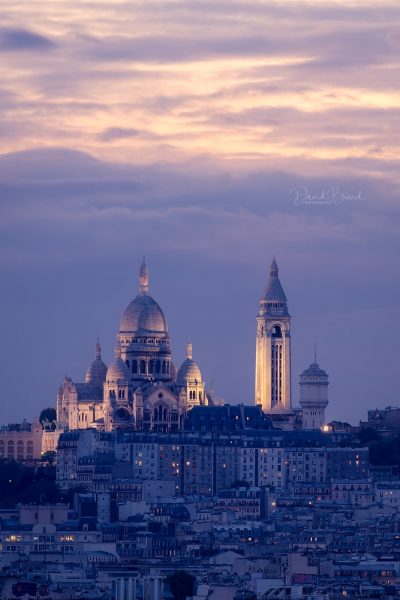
[139, 257, 149, 295]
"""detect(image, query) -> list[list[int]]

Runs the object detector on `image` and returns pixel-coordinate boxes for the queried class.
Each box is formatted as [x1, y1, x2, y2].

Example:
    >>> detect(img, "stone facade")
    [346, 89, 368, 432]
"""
[57, 260, 207, 433]
[255, 259, 292, 421]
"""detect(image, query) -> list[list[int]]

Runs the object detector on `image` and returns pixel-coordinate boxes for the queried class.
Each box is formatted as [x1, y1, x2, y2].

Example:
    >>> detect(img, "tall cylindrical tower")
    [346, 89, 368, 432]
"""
[299, 358, 329, 429]
[255, 258, 292, 413]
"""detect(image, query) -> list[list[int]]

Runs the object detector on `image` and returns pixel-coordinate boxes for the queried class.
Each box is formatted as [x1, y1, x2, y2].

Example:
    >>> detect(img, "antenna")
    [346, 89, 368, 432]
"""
[314, 343, 317, 364]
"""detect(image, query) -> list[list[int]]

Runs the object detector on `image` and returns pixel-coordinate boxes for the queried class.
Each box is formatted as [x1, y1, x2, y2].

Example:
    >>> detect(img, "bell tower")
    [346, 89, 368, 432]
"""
[255, 258, 292, 413]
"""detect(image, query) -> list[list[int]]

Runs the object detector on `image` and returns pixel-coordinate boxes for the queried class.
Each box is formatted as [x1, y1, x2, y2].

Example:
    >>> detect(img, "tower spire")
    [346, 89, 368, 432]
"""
[186, 339, 193, 360]
[139, 256, 149, 294]
[96, 338, 101, 359]
[314, 343, 317, 364]
[270, 256, 279, 278]
[256, 258, 291, 415]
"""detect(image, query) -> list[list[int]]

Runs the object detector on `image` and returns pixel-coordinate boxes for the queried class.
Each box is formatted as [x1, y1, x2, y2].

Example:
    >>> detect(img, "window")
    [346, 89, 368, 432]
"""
[17, 440, 24, 459]
[7, 440, 14, 458]
[27, 440, 34, 459]
[140, 360, 146, 374]
[132, 360, 138, 374]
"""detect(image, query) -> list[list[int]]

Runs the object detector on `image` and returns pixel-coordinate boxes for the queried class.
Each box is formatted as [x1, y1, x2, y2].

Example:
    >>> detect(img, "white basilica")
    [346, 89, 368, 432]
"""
[57, 260, 207, 433]
[57, 257, 330, 433]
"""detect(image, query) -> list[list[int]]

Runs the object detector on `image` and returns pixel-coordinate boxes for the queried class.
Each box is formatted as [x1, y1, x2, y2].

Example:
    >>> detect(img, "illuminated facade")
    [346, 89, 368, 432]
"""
[255, 258, 292, 415]
[57, 259, 207, 433]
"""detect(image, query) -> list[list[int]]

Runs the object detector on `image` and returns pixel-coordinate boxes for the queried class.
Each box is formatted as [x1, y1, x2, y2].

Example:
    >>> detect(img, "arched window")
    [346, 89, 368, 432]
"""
[156, 360, 161, 374]
[17, 440, 24, 459]
[7, 440, 14, 458]
[272, 324, 282, 338]
[140, 360, 146, 374]
[166, 362, 170, 374]
[27, 441, 34, 458]
[125, 360, 130, 370]
[154, 404, 168, 422]
[149, 360, 154, 374]
[132, 360, 138, 374]
[189, 391, 193, 400]
[0, 441, 4, 457]
[193, 391, 196, 399]
[162, 361, 166, 374]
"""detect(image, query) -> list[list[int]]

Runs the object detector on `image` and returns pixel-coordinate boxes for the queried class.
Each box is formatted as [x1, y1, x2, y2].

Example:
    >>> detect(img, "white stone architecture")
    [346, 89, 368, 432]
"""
[299, 357, 329, 429]
[255, 258, 292, 416]
[0, 420, 43, 461]
[57, 259, 207, 432]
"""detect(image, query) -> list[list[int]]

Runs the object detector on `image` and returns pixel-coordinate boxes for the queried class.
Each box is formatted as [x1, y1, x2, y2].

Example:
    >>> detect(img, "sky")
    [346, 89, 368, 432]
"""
[0, 0, 399, 424]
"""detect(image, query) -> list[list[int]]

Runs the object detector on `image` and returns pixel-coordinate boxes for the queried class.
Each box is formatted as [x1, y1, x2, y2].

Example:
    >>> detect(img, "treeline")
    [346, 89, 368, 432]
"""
[358, 428, 400, 466]
[0, 460, 62, 508]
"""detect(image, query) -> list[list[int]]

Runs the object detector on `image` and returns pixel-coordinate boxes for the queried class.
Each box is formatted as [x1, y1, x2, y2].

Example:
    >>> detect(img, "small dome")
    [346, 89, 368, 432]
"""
[301, 362, 328, 379]
[177, 340, 202, 383]
[106, 345, 129, 383]
[85, 340, 107, 385]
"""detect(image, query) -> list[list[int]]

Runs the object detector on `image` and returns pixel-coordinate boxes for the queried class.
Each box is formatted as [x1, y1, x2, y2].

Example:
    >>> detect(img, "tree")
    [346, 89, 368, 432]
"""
[166, 571, 196, 600]
[39, 407, 57, 430]
[0, 460, 60, 508]
[358, 427, 380, 445]
[41, 451, 56, 465]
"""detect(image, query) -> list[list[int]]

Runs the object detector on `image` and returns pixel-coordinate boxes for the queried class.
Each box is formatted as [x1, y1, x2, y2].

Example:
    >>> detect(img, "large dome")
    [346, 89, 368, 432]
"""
[120, 294, 167, 334]
[119, 259, 168, 335]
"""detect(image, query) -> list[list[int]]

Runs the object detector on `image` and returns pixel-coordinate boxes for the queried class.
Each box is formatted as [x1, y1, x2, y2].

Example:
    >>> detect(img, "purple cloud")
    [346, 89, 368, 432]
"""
[0, 28, 55, 51]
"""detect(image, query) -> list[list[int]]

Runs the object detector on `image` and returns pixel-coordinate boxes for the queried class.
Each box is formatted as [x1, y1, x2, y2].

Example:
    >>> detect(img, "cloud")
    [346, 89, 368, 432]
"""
[0, 27, 55, 51]
[0, 1, 399, 423]
[99, 127, 144, 141]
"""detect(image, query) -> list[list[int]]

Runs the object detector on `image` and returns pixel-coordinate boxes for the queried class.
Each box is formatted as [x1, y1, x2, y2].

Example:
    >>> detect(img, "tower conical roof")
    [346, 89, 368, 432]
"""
[263, 258, 287, 303]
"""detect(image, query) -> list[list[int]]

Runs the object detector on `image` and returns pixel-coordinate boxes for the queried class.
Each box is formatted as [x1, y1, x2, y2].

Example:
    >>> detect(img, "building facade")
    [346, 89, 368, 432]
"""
[0, 421, 42, 461]
[57, 260, 207, 433]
